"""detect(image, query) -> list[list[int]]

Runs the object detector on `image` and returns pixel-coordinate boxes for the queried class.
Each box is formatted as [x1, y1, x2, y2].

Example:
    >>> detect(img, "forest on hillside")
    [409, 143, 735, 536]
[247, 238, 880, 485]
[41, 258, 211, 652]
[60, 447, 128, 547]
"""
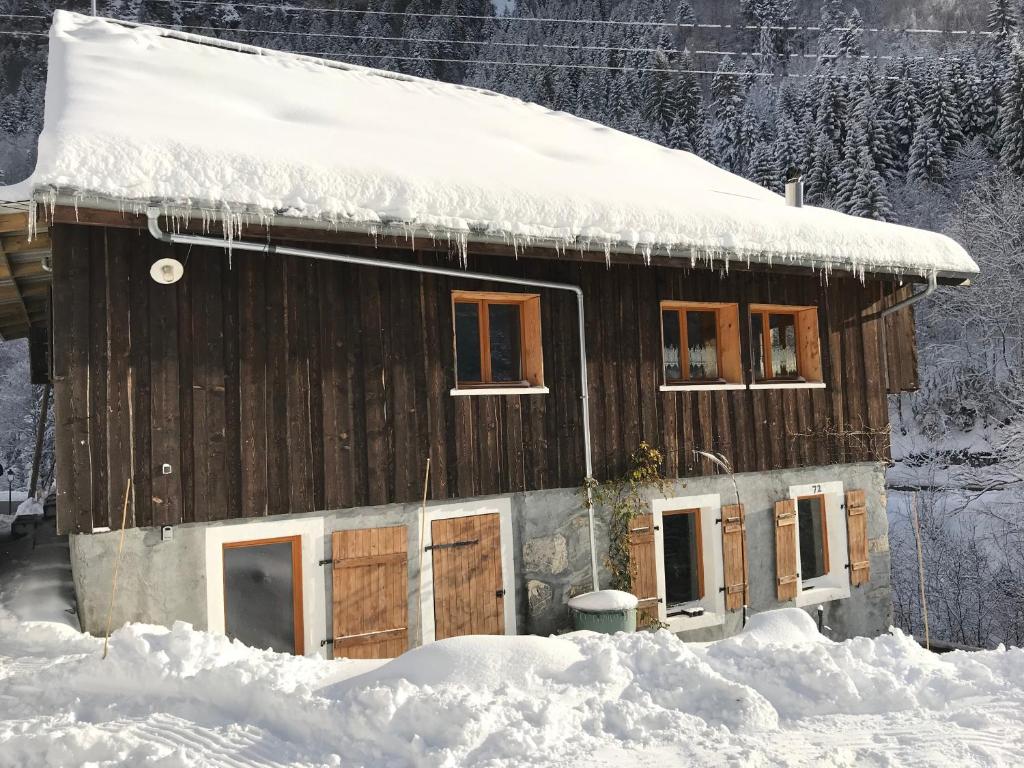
[3, 0, 1024, 646]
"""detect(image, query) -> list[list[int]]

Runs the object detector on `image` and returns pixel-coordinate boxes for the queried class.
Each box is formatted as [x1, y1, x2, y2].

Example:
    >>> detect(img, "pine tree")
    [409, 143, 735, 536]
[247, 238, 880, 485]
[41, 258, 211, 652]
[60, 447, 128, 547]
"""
[847, 146, 895, 221]
[886, 59, 922, 171]
[608, 70, 640, 133]
[998, 48, 1024, 173]
[748, 138, 782, 191]
[772, 116, 803, 176]
[925, 64, 965, 160]
[710, 57, 748, 172]
[806, 127, 841, 204]
[839, 9, 865, 58]
[988, 0, 1020, 58]
[819, 0, 845, 59]
[813, 66, 847, 146]
[908, 115, 948, 184]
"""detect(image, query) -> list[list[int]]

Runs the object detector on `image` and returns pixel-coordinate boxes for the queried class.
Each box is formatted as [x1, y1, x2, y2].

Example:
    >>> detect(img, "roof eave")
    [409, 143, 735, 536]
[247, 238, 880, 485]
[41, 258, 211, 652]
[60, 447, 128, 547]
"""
[38, 190, 979, 284]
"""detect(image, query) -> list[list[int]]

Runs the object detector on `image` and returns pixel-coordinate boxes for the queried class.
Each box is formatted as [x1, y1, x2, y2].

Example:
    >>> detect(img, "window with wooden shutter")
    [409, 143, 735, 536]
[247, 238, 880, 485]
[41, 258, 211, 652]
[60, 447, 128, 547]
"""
[452, 291, 543, 388]
[749, 304, 823, 383]
[774, 499, 800, 602]
[845, 490, 871, 586]
[628, 513, 660, 626]
[330, 526, 409, 660]
[659, 301, 742, 385]
[720, 504, 748, 611]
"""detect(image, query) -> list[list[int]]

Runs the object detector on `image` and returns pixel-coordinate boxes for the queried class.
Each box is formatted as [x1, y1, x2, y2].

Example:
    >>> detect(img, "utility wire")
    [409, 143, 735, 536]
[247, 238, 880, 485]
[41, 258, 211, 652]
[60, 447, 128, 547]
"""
[130, 0, 996, 36]
[43, 16, 984, 63]
[7, 12, 980, 67]
[1, 13, 982, 77]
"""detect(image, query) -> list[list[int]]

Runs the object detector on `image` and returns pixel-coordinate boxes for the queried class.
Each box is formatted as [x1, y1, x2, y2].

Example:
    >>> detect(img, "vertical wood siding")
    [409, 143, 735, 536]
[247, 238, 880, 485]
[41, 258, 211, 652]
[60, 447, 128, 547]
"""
[52, 224, 915, 532]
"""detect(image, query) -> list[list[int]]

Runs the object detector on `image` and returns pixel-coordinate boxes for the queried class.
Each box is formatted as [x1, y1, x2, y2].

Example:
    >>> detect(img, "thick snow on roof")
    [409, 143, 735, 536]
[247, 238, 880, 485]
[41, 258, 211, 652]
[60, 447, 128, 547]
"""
[2, 11, 978, 278]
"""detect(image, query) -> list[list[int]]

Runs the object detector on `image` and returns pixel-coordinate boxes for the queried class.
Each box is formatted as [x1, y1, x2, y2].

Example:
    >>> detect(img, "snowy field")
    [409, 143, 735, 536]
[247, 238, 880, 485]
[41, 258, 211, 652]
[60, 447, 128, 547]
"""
[2, 526, 1024, 766]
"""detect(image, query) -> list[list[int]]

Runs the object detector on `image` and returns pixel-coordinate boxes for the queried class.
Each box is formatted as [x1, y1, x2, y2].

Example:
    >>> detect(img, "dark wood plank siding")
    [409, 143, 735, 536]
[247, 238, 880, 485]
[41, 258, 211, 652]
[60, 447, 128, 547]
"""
[52, 224, 913, 532]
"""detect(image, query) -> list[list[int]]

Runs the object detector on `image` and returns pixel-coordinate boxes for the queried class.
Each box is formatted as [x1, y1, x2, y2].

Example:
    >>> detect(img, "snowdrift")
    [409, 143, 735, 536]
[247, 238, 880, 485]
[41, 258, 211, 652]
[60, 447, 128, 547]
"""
[2, 608, 1023, 766]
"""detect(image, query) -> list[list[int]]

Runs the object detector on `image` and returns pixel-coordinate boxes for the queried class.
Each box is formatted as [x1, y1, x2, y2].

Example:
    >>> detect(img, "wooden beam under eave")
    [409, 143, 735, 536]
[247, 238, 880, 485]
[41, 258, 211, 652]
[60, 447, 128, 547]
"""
[2, 231, 52, 255]
[0, 212, 30, 234]
[0, 245, 32, 332]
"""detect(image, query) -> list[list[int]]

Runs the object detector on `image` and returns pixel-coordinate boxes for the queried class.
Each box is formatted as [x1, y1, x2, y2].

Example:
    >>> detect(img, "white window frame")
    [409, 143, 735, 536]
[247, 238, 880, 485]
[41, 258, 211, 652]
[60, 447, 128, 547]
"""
[652, 493, 725, 633]
[420, 496, 517, 643]
[788, 480, 851, 607]
[204, 516, 327, 658]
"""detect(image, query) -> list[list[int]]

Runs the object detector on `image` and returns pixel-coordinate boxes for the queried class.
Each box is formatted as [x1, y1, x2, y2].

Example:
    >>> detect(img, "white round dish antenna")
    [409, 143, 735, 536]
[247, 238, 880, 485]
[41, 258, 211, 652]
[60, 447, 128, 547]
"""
[150, 257, 185, 285]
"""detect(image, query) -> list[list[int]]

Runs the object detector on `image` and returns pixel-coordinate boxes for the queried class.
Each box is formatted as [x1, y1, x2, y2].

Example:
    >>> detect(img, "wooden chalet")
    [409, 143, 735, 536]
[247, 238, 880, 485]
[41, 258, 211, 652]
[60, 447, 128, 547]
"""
[1, 13, 978, 656]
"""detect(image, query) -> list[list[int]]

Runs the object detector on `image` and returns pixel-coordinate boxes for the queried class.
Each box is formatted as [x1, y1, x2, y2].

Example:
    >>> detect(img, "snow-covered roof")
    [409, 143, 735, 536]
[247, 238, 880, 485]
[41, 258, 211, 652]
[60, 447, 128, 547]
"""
[1, 11, 978, 279]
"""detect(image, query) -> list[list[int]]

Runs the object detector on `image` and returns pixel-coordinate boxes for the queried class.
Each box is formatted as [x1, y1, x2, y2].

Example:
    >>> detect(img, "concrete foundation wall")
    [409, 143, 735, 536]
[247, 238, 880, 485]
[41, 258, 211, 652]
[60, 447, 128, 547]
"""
[70, 461, 891, 646]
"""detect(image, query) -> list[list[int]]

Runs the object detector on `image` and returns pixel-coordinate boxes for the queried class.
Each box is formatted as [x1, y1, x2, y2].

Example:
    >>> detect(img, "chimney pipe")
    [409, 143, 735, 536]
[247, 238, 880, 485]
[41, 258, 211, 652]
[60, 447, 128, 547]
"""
[785, 167, 804, 208]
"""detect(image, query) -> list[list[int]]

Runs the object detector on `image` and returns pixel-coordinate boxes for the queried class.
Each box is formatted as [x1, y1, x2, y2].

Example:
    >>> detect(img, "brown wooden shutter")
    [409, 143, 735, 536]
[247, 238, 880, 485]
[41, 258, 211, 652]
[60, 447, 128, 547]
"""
[628, 513, 659, 626]
[721, 504, 748, 611]
[774, 499, 799, 602]
[331, 526, 409, 659]
[845, 490, 871, 586]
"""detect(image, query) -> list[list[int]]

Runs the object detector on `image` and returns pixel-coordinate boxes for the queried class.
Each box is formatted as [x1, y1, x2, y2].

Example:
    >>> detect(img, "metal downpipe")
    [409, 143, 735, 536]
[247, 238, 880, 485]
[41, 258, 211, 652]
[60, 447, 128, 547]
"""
[880, 272, 938, 318]
[146, 208, 602, 591]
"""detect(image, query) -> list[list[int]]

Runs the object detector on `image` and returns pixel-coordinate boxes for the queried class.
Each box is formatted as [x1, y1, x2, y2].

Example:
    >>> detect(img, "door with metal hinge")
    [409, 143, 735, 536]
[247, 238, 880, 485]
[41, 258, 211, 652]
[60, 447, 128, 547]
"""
[328, 526, 409, 660]
[430, 513, 504, 640]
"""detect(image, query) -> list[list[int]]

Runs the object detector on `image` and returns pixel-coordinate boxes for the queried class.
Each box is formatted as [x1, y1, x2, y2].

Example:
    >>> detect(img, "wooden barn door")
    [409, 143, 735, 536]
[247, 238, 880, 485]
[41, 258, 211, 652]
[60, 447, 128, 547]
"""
[430, 514, 505, 640]
[331, 526, 409, 659]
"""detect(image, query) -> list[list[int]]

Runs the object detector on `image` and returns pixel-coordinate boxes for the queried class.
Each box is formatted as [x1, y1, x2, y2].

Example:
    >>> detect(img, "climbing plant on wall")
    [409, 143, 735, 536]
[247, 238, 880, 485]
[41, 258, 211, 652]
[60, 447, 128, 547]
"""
[588, 441, 671, 594]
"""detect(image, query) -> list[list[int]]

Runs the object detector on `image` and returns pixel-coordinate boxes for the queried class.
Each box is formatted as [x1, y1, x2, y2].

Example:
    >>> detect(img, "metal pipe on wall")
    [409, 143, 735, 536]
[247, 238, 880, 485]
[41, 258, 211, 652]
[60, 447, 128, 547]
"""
[145, 208, 602, 591]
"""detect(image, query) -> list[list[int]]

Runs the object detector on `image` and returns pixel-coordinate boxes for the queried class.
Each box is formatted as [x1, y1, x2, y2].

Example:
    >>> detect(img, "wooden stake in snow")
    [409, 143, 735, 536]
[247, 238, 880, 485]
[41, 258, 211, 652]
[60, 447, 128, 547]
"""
[416, 457, 431, 643]
[911, 492, 930, 650]
[102, 479, 132, 660]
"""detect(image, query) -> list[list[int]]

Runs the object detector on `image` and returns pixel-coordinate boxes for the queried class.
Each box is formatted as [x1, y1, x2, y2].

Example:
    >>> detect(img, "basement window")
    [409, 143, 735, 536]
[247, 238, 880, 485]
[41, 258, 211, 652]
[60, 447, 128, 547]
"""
[797, 494, 829, 581]
[222, 536, 304, 655]
[452, 291, 544, 391]
[659, 302, 742, 388]
[787, 481, 851, 608]
[749, 304, 823, 384]
[662, 508, 704, 613]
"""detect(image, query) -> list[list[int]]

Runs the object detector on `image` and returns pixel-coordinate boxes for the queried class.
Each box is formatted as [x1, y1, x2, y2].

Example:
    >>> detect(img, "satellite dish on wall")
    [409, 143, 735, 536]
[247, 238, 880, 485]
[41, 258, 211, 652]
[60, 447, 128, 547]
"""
[150, 257, 185, 285]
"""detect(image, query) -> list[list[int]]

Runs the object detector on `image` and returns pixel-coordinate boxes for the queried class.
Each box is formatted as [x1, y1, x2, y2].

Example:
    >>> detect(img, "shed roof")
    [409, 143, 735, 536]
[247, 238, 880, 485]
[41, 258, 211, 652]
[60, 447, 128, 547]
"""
[0, 11, 978, 280]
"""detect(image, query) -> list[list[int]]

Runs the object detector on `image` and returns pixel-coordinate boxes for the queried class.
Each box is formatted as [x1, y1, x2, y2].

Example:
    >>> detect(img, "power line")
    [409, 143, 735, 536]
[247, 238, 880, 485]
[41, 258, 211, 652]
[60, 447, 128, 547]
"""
[0, 16, 959, 79]
[235, 48, 913, 81]
[69, 19, 979, 64]
[0, 30, 47, 37]
[133, 0, 995, 37]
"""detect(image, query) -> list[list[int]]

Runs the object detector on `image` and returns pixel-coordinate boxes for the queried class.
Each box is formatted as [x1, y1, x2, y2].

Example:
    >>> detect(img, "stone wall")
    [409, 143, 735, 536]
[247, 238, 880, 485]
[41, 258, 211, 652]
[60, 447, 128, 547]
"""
[69, 461, 891, 647]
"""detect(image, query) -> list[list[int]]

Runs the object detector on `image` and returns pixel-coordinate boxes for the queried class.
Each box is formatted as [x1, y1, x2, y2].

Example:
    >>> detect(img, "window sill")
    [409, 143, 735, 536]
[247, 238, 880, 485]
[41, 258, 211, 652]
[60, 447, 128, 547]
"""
[660, 383, 746, 392]
[449, 386, 549, 397]
[664, 610, 725, 634]
[794, 584, 850, 608]
[749, 381, 827, 390]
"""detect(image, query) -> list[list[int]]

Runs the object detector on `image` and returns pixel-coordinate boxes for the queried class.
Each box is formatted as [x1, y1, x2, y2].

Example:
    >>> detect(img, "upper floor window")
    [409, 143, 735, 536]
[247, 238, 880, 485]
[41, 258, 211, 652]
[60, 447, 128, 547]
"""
[749, 304, 823, 383]
[452, 291, 543, 389]
[660, 301, 742, 385]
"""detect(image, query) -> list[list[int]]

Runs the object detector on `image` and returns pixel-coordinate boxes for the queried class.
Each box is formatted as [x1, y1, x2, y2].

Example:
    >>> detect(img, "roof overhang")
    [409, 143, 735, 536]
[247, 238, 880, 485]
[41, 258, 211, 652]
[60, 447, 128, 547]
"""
[40, 192, 979, 285]
[0, 204, 51, 341]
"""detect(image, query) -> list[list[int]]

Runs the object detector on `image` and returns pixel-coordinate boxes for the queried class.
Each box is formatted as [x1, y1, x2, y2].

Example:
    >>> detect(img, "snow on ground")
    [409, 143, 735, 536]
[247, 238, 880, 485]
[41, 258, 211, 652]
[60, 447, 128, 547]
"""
[0, 12, 978, 278]
[2, 515, 1022, 766]
[2, 594, 1024, 767]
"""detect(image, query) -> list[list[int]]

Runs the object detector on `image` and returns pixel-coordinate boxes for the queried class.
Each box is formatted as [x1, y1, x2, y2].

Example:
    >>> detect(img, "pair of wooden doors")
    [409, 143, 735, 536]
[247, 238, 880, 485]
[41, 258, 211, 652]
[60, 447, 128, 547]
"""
[330, 513, 504, 659]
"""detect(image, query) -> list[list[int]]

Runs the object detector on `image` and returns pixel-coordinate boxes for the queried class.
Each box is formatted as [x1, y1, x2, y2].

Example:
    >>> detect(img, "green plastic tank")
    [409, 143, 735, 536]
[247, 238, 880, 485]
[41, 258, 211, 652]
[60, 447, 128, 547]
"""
[567, 589, 638, 634]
